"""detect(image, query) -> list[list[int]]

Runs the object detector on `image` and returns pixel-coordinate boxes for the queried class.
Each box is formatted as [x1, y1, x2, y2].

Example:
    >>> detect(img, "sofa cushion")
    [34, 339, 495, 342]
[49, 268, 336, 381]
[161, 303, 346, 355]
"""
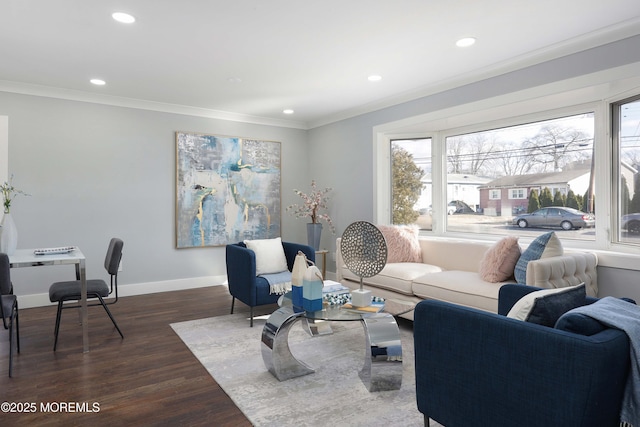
[412, 271, 504, 312]
[418, 239, 492, 272]
[243, 237, 288, 276]
[514, 232, 563, 284]
[377, 225, 422, 263]
[342, 262, 441, 295]
[507, 283, 586, 327]
[478, 236, 521, 282]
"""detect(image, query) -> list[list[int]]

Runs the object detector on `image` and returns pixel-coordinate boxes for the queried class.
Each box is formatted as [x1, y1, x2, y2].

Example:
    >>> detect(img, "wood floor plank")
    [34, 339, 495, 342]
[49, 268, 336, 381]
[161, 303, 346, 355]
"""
[0, 286, 266, 426]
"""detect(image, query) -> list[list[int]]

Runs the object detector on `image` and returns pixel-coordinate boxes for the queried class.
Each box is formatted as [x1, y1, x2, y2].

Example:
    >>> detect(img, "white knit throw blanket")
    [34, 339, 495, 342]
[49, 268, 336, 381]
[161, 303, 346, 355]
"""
[260, 271, 292, 295]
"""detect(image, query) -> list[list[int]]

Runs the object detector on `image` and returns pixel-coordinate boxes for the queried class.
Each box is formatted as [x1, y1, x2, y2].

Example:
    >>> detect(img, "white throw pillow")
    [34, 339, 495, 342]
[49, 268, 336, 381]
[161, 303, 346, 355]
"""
[244, 237, 288, 276]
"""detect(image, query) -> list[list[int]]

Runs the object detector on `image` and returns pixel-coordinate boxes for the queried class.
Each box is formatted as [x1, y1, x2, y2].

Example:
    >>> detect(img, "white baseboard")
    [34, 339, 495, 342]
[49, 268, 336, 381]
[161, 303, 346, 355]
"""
[17, 275, 229, 309]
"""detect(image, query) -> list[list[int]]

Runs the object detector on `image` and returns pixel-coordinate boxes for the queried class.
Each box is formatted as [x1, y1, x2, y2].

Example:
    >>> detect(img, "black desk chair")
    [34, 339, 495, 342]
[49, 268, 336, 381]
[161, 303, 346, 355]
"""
[49, 238, 124, 351]
[0, 253, 20, 377]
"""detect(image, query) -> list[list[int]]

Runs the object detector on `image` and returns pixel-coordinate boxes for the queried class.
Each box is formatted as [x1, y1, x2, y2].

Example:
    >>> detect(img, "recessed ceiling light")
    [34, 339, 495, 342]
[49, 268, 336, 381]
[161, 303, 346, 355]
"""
[90, 79, 106, 86]
[456, 37, 476, 48]
[227, 77, 242, 83]
[112, 12, 135, 24]
[283, 109, 294, 115]
[368, 75, 382, 82]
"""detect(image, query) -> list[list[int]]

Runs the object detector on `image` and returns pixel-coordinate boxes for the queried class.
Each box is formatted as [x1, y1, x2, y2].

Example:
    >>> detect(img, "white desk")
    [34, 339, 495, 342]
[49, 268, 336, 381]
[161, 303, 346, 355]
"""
[9, 248, 89, 353]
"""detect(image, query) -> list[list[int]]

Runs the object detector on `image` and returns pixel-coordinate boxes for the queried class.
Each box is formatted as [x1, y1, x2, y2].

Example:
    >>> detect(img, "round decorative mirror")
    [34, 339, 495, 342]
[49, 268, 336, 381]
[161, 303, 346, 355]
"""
[340, 221, 387, 294]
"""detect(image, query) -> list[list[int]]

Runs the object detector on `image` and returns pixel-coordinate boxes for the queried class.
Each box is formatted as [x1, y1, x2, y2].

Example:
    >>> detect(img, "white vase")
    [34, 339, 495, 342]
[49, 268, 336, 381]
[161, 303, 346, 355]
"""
[0, 212, 18, 255]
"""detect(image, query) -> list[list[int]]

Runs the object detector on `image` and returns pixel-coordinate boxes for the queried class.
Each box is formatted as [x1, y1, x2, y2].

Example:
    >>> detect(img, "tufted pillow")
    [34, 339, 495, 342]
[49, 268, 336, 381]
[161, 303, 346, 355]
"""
[507, 283, 586, 327]
[514, 232, 563, 284]
[478, 236, 521, 282]
[377, 225, 422, 263]
[243, 237, 288, 276]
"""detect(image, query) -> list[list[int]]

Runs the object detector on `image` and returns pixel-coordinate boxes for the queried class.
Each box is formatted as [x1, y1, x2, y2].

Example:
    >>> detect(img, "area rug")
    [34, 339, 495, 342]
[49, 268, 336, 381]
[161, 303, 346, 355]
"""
[171, 314, 440, 427]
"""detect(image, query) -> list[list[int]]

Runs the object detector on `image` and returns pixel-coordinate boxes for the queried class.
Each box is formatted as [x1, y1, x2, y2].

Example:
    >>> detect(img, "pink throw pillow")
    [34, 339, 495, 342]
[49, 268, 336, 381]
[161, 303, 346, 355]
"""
[479, 236, 521, 282]
[377, 225, 422, 263]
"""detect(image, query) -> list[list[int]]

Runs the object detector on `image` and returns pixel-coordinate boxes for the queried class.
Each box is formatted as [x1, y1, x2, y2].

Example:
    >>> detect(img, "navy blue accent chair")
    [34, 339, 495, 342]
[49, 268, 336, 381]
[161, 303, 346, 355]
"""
[226, 241, 315, 327]
[414, 284, 633, 427]
[0, 253, 19, 377]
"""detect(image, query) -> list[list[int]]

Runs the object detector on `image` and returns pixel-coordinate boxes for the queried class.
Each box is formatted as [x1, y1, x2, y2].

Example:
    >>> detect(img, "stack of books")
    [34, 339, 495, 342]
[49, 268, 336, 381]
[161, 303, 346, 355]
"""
[341, 301, 385, 313]
[322, 280, 350, 295]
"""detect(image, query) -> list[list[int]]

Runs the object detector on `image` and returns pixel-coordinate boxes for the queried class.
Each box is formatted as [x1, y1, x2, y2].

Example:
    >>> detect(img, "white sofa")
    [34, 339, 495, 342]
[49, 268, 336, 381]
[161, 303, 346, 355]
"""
[335, 237, 598, 320]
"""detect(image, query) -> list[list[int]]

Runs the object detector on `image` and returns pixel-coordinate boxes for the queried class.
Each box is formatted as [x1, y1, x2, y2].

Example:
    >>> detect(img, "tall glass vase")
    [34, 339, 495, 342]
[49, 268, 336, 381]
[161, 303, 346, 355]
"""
[306, 223, 322, 251]
[0, 212, 18, 255]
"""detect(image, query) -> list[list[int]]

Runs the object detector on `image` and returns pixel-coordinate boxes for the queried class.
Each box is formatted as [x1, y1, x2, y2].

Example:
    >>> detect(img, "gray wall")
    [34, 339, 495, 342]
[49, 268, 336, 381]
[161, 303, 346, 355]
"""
[0, 92, 309, 297]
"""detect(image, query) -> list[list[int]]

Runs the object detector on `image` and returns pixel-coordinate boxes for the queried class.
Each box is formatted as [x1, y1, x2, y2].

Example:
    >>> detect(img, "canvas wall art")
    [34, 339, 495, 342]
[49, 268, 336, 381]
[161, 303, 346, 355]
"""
[176, 132, 281, 248]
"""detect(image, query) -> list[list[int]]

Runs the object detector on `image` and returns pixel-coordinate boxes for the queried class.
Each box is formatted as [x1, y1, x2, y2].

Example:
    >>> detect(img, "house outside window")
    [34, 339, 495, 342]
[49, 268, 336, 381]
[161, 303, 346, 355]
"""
[489, 189, 501, 200]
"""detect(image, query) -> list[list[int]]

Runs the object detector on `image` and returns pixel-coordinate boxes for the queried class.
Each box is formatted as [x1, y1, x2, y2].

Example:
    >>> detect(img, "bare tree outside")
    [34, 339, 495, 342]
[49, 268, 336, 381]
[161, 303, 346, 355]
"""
[522, 125, 591, 172]
[447, 133, 497, 174]
[446, 117, 594, 178]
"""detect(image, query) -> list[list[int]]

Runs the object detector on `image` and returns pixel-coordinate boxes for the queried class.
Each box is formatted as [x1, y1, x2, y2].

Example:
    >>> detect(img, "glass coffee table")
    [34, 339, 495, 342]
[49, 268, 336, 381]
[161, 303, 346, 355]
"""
[261, 291, 414, 392]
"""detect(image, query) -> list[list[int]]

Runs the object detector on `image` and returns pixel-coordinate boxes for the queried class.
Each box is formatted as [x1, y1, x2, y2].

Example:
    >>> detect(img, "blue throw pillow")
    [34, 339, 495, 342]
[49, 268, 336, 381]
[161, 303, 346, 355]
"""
[514, 232, 563, 284]
[507, 283, 586, 327]
[555, 311, 607, 336]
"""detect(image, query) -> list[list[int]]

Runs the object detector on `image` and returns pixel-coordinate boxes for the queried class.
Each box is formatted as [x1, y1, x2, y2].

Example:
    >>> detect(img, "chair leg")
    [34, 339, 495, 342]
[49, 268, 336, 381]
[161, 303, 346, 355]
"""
[96, 295, 124, 339]
[250, 306, 254, 327]
[230, 297, 235, 314]
[15, 302, 19, 354]
[53, 301, 64, 351]
[8, 313, 14, 378]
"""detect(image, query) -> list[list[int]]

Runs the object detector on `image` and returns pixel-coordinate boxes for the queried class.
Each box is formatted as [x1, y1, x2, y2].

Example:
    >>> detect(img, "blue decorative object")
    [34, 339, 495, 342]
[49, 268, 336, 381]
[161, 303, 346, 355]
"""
[302, 265, 323, 312]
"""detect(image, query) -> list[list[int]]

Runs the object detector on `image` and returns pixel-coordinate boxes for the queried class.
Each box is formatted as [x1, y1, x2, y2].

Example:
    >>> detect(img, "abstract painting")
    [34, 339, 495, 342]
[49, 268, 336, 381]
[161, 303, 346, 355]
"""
[176, 132, 281, 248]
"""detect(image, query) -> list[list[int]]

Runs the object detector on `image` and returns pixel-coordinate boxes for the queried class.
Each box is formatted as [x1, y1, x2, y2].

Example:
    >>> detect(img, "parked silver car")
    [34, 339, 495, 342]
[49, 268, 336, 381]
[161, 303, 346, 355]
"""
[513, 207, 595, 230]
[621, 213, 640, 234]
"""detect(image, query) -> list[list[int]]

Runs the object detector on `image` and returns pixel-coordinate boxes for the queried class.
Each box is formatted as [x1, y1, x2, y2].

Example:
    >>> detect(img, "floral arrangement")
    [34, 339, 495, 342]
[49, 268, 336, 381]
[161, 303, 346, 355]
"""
[287, 180, 336, 234]
[1, 175, 30, 213]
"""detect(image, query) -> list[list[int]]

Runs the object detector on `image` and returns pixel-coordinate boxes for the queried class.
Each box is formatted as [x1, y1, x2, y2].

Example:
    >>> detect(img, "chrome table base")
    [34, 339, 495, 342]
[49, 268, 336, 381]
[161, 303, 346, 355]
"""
[261, 307, 314, 381]
[261, 307, 403, 391]
[359, 312, 403, 391]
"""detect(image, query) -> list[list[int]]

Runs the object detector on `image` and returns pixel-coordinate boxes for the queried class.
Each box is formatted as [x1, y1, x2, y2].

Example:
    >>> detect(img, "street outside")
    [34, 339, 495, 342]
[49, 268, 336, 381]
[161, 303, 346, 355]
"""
[416, 213, 612, 241]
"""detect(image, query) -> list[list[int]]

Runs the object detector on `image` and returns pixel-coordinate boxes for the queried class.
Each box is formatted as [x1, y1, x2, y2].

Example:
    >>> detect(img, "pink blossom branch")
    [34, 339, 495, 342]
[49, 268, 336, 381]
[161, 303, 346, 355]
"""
[286, 180, 336, 234]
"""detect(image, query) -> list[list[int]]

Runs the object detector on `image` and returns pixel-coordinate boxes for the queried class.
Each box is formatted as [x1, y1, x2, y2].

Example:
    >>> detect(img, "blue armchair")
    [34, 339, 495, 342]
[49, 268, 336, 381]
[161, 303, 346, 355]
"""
[226, 241, 315, 327]
[414, 284, 632, 427]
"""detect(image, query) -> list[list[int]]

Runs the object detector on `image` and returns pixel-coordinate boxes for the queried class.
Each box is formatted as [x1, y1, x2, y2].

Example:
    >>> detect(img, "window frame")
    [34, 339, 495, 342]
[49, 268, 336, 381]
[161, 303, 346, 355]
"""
[373, 66, 640, 265]
[612, 94, 640, 247]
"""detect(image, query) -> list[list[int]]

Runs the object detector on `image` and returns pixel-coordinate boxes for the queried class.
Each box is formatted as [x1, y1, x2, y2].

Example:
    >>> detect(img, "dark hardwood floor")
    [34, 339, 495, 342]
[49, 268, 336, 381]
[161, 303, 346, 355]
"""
[0, 286, 265, 426]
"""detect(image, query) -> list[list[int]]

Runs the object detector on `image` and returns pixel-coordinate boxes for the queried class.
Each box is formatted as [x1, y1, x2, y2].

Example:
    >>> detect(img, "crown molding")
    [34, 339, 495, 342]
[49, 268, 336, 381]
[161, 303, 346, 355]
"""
[1, 17, 639, 132]
[0, 80, 310, 130]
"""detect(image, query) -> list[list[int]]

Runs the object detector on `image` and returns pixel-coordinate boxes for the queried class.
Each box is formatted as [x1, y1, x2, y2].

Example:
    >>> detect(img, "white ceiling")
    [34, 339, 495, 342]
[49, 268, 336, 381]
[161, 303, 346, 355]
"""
[1, 1, 640, 129]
